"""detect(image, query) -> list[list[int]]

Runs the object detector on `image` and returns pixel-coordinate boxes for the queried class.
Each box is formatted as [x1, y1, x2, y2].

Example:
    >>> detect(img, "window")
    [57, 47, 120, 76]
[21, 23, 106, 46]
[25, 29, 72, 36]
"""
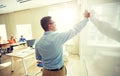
[0, 24, 7, 40]
[16, 24, 32, 41]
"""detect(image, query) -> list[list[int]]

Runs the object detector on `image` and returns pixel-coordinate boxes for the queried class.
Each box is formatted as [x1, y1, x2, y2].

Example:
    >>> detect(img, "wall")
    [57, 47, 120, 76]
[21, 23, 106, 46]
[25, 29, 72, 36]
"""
[80, 0, 120, 76]
[0, 0, 81, 55]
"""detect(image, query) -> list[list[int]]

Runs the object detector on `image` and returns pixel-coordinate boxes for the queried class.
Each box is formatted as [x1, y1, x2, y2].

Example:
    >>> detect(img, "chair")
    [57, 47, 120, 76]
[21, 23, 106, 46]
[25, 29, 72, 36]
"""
[35, 61, 43, 76]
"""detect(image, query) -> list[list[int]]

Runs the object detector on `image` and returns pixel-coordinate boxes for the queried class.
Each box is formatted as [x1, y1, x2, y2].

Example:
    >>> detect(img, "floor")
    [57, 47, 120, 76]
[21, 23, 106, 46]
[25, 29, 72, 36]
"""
[0, 53, 80, 76]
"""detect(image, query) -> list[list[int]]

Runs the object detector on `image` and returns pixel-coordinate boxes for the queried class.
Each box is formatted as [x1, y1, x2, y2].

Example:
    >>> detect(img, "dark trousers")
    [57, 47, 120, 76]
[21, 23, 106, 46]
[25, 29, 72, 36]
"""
[7, 46, 13, 53]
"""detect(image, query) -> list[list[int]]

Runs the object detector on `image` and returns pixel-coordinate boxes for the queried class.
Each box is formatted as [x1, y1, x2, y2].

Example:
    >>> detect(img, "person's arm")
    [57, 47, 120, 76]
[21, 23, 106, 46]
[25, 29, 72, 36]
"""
[90, 12, 120, 42]
[55, 10, 90, 44]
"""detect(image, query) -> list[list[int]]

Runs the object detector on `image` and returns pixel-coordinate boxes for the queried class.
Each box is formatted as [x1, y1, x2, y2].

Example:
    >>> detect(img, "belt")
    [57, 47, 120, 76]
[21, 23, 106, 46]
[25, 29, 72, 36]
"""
[46, 65, 64, 71]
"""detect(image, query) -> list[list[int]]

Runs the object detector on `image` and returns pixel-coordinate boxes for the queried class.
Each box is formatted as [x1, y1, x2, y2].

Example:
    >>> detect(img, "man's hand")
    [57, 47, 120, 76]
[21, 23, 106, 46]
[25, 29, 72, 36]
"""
[84, 10, 90, 18]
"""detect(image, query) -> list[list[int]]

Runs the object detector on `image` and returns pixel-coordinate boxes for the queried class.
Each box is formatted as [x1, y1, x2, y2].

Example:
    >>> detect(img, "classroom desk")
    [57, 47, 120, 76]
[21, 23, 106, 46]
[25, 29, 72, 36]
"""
[0, 42, 26, 64]
[10, 42, 26, 46]
[6, 47, 34, 76]
[0, 43, 9, 50]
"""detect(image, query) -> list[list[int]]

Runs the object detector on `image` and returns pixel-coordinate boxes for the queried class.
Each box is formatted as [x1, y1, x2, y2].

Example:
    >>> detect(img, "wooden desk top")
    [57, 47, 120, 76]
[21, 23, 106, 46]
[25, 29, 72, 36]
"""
[0, 42, 9, 45]
[0, 42, 10, 49]
[10, 42, 26, 46]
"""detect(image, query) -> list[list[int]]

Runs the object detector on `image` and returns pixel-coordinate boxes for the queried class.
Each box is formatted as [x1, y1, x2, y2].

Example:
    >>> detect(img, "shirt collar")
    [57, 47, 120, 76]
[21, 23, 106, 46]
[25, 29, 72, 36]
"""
[44, 31, 53, 35]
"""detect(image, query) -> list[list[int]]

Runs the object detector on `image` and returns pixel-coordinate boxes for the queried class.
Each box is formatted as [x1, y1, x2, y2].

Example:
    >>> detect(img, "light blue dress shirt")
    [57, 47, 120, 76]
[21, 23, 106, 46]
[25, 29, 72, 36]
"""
[19, 37, 26, 42]
[35, 18, 88, 69]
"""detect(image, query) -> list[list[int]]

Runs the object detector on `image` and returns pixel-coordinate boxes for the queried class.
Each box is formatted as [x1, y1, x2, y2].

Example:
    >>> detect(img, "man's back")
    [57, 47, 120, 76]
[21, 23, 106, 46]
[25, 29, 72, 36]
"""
[35, 31, 64, 69]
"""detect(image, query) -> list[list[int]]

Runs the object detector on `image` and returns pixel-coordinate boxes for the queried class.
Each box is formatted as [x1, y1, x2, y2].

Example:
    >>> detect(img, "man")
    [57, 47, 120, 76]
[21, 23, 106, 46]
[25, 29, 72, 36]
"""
[19, 35, 26, 42]
[35, 10, 90, 76]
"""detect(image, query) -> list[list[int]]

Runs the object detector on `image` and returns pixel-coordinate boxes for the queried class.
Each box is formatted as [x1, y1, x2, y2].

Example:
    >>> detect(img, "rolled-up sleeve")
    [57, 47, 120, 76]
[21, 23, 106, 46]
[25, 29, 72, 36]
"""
[55, 18, 89, 44]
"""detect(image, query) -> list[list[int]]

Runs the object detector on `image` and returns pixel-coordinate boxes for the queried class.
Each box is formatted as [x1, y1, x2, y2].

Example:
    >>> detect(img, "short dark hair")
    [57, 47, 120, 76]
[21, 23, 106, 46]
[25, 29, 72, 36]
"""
[40, 16, 51, 31]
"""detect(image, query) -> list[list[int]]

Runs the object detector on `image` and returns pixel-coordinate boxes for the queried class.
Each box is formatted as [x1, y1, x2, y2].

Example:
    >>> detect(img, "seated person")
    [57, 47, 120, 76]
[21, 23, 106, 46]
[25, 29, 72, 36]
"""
[8, 35, 16, 44]
[0, 36, 10, 53]
[37, 60, 43, 67]
[35, 52, 43, 67]
[19, 35, 26, 42]
[8, 35, 16, 52]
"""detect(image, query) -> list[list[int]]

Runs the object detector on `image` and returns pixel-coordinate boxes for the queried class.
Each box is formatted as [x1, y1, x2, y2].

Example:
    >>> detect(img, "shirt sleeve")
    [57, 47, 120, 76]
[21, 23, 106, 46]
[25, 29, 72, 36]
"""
[56, 18, 89, 44]
[90, 17, 120, 42]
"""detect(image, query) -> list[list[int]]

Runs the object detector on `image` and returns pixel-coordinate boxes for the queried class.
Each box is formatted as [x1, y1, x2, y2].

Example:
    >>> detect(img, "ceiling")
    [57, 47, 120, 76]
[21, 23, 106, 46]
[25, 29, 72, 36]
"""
[0, 0, 119, 15]
[0, 0, 72, 15]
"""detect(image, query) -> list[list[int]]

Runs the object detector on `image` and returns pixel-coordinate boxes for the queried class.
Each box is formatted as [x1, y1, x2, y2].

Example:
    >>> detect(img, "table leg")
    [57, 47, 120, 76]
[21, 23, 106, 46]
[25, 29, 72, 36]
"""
[11, 56, 14, 72]
[0, 55, 1, 64]
[22, 58, 28, 76]
[0, 49, 2, 64]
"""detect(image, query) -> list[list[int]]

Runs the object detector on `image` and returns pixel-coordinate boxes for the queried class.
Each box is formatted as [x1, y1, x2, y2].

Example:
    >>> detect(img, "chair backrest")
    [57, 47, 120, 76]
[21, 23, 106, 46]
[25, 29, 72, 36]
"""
[26, 39, 35, 48]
